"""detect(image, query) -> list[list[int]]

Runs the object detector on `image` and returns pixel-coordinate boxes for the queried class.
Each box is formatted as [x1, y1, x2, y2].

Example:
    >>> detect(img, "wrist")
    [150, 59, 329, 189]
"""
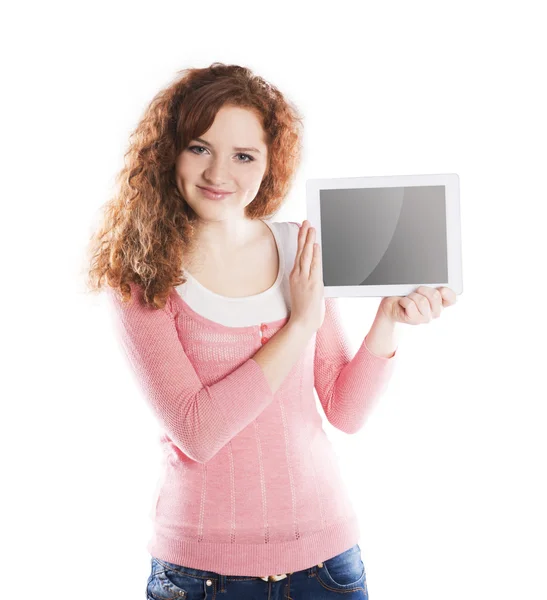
[365, 310, 399, 358]
[287, 317, 316, 338]
[378, 298, 396, 323]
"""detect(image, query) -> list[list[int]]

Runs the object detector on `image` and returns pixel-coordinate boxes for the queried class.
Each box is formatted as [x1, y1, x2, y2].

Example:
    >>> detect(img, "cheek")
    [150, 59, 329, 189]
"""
[240, 163, 267, 187]
[174, 163, 193, 198]
[175, 158, 194, 182]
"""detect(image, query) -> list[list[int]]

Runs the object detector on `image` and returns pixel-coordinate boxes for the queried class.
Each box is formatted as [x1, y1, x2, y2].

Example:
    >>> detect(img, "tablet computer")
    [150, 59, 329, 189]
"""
[306, 172, 463, 298]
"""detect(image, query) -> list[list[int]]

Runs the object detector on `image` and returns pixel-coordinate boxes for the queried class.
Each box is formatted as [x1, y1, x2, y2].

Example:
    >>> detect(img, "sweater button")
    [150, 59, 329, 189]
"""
[260, 323, 267, 331]
[261, 336, 269, 344]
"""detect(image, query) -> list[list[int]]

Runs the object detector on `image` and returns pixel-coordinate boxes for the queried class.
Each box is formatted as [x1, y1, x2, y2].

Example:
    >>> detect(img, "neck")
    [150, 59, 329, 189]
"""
[186, 217, 265, 268]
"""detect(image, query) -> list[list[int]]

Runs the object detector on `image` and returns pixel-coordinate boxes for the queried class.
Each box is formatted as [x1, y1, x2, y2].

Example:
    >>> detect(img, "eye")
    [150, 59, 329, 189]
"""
[188, 146, 255, 163]
[188, 145, 207, 155]
[236, 153, 255, 163]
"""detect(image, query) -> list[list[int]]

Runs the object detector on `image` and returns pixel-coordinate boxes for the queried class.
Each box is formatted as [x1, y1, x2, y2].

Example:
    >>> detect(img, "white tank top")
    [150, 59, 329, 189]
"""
[174, 221, 298, 328]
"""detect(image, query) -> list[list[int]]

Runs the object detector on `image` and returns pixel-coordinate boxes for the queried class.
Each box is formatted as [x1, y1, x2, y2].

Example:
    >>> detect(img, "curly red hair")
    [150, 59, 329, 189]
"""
[85, 62, 304, 309]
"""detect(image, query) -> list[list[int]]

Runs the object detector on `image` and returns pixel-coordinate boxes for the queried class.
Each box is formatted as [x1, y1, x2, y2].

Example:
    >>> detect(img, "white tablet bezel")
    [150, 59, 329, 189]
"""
[306, 172, 463, 298]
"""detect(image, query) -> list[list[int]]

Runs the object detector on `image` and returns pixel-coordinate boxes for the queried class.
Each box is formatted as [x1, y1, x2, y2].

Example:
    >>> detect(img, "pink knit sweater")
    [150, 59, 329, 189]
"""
[106, 223, 398, 577]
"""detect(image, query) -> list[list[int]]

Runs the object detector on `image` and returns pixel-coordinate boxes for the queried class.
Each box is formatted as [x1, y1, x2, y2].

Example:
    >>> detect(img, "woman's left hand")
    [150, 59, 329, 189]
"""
[379, 286, 457, 325]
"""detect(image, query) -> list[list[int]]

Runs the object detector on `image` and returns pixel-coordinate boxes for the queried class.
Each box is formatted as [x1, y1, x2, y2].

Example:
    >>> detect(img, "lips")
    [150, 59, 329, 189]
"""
[198, 186, 234, 194]
[197, 186, 235, 200]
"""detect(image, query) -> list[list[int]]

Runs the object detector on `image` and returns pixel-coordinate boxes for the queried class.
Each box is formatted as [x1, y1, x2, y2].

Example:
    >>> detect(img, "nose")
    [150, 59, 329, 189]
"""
[203, 156, 231, 185]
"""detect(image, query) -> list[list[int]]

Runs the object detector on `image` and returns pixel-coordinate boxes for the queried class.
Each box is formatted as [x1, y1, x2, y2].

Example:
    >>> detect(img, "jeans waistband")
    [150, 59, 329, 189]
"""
[153, 556, 320, 583]
[259, 573, 288, 581]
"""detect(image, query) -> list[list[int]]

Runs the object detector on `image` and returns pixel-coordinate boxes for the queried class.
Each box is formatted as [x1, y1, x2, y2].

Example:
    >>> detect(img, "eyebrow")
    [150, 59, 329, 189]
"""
[192, 137, 261, 154]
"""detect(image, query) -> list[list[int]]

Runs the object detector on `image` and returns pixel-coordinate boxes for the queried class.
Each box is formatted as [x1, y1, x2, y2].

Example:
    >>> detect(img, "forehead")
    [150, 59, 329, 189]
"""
[198, 105, 267, 146]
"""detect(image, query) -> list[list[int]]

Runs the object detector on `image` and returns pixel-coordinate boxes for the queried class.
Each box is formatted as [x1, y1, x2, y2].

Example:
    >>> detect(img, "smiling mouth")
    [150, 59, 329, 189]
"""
[198, 186, 233, 194]
[198, 186, 234, 199]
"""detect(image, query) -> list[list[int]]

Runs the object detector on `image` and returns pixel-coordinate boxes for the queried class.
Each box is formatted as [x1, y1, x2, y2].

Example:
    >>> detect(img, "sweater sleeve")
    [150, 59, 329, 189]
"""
[314, 298, 397, 433]
[287, 220, 397, 434]
[314, 296, 398, 434]
[105, 281, 274, 463]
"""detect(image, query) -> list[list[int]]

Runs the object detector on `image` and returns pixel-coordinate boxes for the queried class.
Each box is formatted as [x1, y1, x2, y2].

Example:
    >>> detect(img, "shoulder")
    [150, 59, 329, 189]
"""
[283, 221, 302, 248]
[105, 280, 175, 317]
[267, 220, 302, 254]
[266, 220, 302, 231]
[286, 220, 302, 230]
[267, 220, 302, 238]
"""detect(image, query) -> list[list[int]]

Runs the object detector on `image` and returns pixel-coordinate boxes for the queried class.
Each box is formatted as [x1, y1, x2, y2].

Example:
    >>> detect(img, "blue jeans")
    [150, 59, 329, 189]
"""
[146, 543, 368, 599]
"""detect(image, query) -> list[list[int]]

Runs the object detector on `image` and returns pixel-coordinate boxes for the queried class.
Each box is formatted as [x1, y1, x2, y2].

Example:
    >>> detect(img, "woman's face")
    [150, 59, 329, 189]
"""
[175, 105, 269, 219]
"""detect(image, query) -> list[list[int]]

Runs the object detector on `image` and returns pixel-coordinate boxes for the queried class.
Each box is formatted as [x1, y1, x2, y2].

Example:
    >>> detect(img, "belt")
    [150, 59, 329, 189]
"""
[259, 573, 288, 581]
[259, 561, 323, 582]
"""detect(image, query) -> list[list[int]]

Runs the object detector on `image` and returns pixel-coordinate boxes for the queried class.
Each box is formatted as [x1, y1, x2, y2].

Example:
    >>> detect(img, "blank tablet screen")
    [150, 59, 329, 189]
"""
[319, 185, 448, 286]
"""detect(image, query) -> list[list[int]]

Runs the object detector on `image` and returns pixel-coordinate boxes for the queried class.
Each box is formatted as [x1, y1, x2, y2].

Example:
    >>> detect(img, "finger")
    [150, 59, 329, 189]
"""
[300, 226, 315, 277]
[406, 292, 432, 320]
[416, 285, 443, 318]
[294, 220, 309, 272]
[315, 242, 323, 280]
[310, 241, 322, 280]
[439, 286, 457, 306]
[398, 296, 424, 324]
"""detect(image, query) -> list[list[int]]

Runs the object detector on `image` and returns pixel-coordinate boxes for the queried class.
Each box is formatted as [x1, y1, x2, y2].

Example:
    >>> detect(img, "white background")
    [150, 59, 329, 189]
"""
[2, 1, 546, 599]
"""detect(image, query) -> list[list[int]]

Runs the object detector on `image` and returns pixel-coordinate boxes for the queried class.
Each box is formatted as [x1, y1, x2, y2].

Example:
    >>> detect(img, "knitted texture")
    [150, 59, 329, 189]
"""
[106, 240, 398, 576]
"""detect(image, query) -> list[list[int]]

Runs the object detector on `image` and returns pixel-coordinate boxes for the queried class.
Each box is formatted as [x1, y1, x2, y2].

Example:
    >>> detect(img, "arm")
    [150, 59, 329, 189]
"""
[314, 296, 398, 434]
[365, 310, 399, 359]
[251, 319, 314, 394]
[106, 281, 274, 464]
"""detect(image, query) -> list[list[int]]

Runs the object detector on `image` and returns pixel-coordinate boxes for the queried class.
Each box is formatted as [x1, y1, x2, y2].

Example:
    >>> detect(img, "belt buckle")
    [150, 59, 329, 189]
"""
[260, 573, 288, 582]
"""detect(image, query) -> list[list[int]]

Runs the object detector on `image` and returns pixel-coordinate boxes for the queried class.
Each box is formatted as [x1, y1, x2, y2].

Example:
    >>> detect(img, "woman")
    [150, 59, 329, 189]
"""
[87, 61, 453, 599]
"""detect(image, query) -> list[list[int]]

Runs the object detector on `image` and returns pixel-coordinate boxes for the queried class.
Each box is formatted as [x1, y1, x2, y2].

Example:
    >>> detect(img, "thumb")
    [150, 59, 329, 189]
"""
[380, 296, 406, 323]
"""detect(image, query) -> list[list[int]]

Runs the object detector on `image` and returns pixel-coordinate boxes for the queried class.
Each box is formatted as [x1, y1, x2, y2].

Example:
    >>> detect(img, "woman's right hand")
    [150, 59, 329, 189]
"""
[288, 220, 325, 333]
